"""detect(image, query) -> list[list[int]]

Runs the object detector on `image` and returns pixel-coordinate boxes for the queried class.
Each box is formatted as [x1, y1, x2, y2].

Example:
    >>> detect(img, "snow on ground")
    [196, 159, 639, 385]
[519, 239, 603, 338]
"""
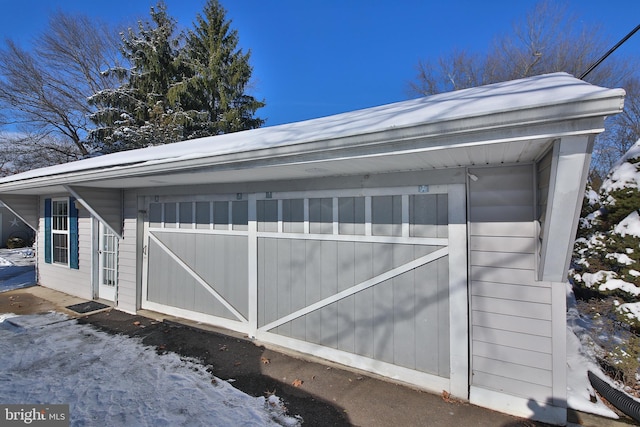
[566, 284, 620, 419]
[0, 312, 301, 427]
[0, 247, 36, 293]
[0, 249, 627, 422]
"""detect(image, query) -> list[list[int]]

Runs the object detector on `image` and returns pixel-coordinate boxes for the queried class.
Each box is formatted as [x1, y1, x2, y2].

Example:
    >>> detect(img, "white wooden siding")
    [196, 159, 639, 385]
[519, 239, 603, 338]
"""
[468, 165, 555, 402]
[37, 196, 92, 299]
[116, 191, 138, 313]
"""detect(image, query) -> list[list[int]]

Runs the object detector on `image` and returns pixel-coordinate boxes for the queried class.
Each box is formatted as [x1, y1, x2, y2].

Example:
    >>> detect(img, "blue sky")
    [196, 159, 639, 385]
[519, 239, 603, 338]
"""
[0, 0, 638, 127]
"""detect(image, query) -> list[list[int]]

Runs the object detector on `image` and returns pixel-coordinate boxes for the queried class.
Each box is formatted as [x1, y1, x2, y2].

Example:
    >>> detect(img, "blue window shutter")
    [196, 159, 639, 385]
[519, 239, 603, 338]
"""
[44, 198, 52, 264]
[69, 197, 79, 269]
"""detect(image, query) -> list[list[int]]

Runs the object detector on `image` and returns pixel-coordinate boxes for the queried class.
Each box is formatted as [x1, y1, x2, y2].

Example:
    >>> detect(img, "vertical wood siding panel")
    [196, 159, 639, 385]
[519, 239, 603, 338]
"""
[393, 244, 416, 369]
[211, 235, 226, 317]
[320, 240, 338, 348]
[231, 235, 248, 316]
[193, 234, 210, 315]
[262, 238, 278, 326]
[177, 232, 190, 309]
[290, 239, 307, 340]
[437, 255, 451, 377]
[168, 235, 180, 309]
[257, 238, 266, 327]
[276, 238, 292, 337]
[412, 241, 439, 373]
[373, 243, 394, 363]
[147, 239, 166, 303]
[354, 242, 374, 358]
[305, 240, 322, 344]
[337, 241, 356, 353]
[414, 259, 439, 374]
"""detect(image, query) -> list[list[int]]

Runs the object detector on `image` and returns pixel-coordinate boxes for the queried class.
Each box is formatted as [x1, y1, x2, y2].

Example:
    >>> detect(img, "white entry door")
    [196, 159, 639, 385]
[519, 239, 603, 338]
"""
[98, 223, 118, 301]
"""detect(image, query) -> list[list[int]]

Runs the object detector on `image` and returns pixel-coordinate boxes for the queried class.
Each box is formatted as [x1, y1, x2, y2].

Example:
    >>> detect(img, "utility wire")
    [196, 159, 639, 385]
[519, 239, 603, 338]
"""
[580, 23, 640, 80]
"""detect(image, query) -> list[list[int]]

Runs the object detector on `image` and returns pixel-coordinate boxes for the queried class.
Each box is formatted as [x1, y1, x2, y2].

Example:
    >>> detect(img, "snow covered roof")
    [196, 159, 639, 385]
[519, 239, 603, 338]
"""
[0, 72, 625, 194]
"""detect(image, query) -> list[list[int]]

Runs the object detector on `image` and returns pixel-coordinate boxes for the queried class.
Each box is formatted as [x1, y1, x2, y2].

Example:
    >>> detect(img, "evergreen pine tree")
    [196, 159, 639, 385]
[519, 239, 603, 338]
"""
[89, 3, 183, 152]
[171, 0, 264, 138]
[572, 147, 640, 327]
[88, 1, 264, 153]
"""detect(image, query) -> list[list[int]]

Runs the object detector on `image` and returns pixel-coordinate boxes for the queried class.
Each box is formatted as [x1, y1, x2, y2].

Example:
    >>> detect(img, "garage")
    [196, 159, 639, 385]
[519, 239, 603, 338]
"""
[0, 72, 626, 424]
[141, 184, 465, 392]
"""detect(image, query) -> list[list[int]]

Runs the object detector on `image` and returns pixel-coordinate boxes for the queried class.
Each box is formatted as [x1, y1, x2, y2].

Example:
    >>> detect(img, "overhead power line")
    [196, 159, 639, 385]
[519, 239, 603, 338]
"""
[580, 23, 640, 80]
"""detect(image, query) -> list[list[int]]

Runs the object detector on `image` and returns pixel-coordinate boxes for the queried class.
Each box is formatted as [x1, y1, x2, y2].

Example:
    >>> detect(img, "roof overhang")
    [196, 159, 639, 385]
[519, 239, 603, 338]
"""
[0, 73, 626, 196]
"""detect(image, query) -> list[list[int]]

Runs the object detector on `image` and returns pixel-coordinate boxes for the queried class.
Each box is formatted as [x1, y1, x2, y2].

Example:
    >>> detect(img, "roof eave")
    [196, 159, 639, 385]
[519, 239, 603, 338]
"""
[0, 91, 625, 195]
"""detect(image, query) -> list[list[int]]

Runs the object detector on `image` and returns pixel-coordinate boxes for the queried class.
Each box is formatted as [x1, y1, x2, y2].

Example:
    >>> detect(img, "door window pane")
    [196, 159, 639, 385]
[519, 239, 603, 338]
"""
[195, 202, 211, 229]
[257, 200, 278, 232]
[372, 195, 402, 236]
[309, 198, 333, 234]
[164, 203, 177, 228]
[338, 197, 365, 235]
[213, 201, 229, 229]
[410, 194, 448, 238]
[283, 199, 304, 233]
[179, 202, 193, 229]
[149, 203, 162, 228]
[232, 201, 248, 231]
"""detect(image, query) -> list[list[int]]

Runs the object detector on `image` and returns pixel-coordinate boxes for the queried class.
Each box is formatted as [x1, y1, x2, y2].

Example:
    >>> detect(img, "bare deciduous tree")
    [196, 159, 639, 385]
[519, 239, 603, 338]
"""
[408, 1, 639, 176]
[593, 77, 640, 172]
[0, 132, 78, 176]
[0, 10, 124, 161]
[410, 2, 635, 95]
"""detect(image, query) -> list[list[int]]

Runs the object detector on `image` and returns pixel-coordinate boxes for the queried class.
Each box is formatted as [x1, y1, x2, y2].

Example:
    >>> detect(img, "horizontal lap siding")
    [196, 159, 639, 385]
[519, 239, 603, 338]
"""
[37, 200, 92, 299]
[469, 165, 553, 400]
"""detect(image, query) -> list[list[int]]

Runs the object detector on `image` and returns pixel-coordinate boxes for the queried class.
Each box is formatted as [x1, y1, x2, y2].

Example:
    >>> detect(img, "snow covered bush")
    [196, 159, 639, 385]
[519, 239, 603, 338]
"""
[572, 140, 640, 391]
[573, 142, 640, 321]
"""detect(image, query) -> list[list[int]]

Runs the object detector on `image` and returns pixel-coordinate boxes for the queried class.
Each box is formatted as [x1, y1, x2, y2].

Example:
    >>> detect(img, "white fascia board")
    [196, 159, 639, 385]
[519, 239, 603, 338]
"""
[0, 81, 624, 194]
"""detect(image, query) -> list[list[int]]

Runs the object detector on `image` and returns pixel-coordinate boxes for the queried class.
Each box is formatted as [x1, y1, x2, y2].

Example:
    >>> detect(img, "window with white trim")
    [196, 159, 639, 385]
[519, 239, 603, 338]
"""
[51, 199, 69, 265]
